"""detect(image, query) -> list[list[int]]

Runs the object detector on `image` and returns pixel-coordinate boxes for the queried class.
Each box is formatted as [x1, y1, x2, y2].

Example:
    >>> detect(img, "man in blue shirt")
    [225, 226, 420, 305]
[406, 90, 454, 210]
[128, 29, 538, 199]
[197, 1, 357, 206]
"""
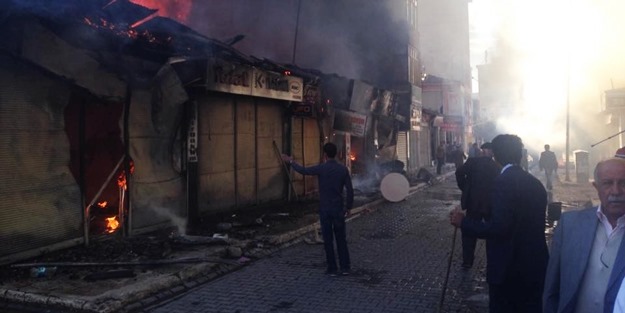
[282, 143, 354, 276]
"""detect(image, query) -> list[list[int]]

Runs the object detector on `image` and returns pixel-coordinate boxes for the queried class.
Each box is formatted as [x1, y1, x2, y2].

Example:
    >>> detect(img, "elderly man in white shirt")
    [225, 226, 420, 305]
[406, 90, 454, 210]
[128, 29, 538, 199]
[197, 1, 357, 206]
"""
[544, 158, 625, 313]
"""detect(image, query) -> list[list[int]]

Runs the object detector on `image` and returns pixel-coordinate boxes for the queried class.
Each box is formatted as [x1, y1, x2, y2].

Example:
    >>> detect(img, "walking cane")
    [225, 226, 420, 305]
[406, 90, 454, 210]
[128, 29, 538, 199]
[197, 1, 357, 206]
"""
[438, 226, 458, 313]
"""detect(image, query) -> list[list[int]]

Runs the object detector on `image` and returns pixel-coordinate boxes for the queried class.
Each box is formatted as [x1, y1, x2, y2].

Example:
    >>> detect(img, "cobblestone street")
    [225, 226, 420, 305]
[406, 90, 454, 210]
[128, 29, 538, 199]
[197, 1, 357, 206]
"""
[142, 176, 489, 313]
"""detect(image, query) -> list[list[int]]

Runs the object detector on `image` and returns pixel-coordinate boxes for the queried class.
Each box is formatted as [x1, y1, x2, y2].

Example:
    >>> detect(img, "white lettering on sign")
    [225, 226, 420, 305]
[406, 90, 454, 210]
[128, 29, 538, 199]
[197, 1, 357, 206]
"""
[187, 101, 198, 163]
[206, 58, 303, 102]
[333, 109, 367, 137]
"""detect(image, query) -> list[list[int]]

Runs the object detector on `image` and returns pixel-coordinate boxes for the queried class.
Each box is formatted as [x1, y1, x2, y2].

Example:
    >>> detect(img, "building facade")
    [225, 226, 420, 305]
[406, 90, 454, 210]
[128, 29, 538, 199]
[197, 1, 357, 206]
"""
[418, 0, 473, 149]
[189, 0, 433, 175]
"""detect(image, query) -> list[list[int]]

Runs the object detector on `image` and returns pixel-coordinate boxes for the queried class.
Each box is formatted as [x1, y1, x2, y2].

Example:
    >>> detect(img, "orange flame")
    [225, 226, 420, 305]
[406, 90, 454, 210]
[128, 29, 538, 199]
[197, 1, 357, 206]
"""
[350, 154, 357, 161]
[105, 216, 120, 233]
[97, 201, 108, 208]
[129, 0, 192, 23]
[117, 161, 135, 190]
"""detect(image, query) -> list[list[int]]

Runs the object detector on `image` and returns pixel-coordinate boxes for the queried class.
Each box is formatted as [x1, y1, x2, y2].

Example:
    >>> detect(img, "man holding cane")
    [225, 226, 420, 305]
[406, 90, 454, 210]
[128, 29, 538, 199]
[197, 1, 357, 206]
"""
[450, 134, 549, 312]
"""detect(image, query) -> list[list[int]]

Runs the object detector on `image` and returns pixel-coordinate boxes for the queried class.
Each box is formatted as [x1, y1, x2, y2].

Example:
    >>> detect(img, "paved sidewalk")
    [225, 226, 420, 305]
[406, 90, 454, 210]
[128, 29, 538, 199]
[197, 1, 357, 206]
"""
[2, 164, 593, 313]
[0, 167, 455, 313]
[143, 171, 480, 313]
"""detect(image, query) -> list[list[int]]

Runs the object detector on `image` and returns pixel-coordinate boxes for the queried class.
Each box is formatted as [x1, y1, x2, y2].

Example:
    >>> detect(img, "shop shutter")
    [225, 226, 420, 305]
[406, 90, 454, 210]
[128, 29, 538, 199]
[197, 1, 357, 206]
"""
[419, 125, 432, 167]
[197, 94, 285, 214]
[408, 130, 420, 173]
[0, 59, 82, 260]
[397, 131, 408, 171]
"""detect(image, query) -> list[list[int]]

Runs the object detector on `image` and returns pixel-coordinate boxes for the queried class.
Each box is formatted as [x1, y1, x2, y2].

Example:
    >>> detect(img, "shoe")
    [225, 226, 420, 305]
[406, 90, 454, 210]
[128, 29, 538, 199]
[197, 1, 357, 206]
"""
[461, 263, 472, 269]
[340, 270, 350, 276]
[325, 270, 338, 277]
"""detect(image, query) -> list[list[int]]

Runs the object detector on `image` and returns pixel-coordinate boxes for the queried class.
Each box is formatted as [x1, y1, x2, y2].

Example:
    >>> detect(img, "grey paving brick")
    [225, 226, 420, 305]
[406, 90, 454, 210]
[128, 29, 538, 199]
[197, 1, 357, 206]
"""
[145, 177, 488, 313]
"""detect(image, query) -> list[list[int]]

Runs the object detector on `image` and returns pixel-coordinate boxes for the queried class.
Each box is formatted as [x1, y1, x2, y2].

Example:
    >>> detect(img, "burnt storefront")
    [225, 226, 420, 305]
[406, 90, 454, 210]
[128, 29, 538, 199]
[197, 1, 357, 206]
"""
[0, 0, 311, 263]
[0, 0, 409, 263]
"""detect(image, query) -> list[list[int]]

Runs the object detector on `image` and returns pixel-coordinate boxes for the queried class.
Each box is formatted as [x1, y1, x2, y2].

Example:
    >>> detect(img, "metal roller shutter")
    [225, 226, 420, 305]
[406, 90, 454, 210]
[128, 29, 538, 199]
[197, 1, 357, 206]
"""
[397, 131, 408, 171]
[0, 58, 82, 261]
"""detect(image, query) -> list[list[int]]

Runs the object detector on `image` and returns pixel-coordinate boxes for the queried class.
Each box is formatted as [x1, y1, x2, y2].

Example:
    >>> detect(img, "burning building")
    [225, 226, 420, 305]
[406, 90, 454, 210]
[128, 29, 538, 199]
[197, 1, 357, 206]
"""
[0, 0, 413, 264]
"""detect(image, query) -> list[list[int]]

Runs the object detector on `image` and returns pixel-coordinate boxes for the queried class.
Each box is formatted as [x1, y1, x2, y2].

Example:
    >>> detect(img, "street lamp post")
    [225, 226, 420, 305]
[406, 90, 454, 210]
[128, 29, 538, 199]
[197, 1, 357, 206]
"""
[565, 51, 571, 182]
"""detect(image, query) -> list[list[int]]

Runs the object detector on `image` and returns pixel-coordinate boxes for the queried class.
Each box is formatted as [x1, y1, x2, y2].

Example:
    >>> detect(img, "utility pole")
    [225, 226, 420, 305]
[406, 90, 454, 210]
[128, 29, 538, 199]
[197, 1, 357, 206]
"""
[565, 66, 570, 182]
[291, 0, 302, 65]
[564, 0, 572, 182]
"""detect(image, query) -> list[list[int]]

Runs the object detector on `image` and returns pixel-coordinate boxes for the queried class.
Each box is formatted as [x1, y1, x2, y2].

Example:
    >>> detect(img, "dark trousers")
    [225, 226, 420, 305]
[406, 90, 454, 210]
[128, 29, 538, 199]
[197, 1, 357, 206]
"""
[461, 232, 477, 266]
[544, 169, 554, 190]
[462, 214, 484, 266]
[436, 158, 444, 174]
[319, 209, 350, 272]
[488, 278, 543, 313]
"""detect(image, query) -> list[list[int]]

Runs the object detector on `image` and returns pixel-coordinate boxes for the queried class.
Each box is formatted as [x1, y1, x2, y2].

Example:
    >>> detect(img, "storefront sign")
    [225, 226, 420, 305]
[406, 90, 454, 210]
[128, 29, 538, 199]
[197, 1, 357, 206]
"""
[333, 109, 367, 137]
[606, 89, 625, 109]
[291, 84, 318, 117]
[206, 58, 303, 102]
[410, 107, 422, 131]
[349, 80, 375, 114]
[439, 115, 464, 131]
[291, 104, 313, 117]
[187, 101, 198, 163]
[410, 85, 422, 131]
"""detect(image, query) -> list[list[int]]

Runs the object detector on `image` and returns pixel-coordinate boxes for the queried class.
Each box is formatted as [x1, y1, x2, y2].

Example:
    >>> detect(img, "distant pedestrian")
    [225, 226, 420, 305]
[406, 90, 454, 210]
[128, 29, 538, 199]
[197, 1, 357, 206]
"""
[468, 142, 480, 158]
[454, 142, 501, 269]
[450, 134, 548, 313]
[539, 144, 558, 190]
[452, 144, 467, 169]
[281, 143, 354, 276]
[436, 143, 446, 175]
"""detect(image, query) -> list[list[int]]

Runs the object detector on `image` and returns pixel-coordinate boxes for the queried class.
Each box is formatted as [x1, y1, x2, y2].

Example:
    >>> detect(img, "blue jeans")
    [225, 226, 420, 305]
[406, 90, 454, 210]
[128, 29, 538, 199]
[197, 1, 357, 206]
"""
[319, 209, 350, 272]
[544, 169, 554, 190]
[436, 158, 444, 174]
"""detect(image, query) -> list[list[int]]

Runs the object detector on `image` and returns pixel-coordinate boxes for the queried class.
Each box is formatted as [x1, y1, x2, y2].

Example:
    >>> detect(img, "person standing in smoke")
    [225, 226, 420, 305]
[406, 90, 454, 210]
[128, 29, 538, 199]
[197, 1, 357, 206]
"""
[281, 143, 354, 276]
[468, 142, 480, 158]
[436, 142, 446, 175]
[455, 142, 501, 269]
[452, 143, 467, 169]
[539, 144, 558, 190]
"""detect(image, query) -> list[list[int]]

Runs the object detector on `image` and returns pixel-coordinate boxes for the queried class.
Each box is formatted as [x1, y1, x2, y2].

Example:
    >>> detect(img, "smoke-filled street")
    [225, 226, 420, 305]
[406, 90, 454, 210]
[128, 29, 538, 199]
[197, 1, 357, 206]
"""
[2, 0, 624, 312]
[142, 176, 488, 313]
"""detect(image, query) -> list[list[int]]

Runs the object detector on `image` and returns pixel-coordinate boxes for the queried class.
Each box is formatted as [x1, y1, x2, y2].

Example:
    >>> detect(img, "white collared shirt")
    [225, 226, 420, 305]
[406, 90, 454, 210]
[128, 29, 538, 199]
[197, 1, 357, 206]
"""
[596, 206, 625, 238]
[501, 163, 514, 174]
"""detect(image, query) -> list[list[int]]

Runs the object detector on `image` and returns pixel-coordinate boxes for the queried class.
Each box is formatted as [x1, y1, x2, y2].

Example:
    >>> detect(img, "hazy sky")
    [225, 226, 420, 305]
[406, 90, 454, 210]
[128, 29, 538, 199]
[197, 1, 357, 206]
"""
[469, 0, 625, 154]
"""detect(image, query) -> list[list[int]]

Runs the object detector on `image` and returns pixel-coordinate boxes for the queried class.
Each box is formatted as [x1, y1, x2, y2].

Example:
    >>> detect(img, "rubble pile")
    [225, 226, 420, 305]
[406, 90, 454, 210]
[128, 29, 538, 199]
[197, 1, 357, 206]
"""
[0, 200, 324, 286]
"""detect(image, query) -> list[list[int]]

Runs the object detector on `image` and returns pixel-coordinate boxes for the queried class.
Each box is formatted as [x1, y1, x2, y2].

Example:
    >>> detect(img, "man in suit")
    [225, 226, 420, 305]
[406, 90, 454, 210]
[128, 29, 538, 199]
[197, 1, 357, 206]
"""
[450, 134, 549, 313]
[455, 142, 501, 269]
[543, 157, 625, 313]
[540, 144, 559, 190]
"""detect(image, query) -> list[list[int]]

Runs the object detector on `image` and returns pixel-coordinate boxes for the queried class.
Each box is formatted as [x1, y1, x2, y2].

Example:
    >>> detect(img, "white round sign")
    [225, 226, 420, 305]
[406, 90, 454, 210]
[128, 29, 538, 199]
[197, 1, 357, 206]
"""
[380, 172, 410, 202]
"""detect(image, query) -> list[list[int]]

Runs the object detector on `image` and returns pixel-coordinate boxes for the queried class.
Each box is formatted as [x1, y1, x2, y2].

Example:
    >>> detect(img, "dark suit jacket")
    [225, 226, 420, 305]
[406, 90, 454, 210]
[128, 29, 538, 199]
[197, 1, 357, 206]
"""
[462, 165, 549, 285]
[540, 151, 558, 171]
[455, 156, 501, 219]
